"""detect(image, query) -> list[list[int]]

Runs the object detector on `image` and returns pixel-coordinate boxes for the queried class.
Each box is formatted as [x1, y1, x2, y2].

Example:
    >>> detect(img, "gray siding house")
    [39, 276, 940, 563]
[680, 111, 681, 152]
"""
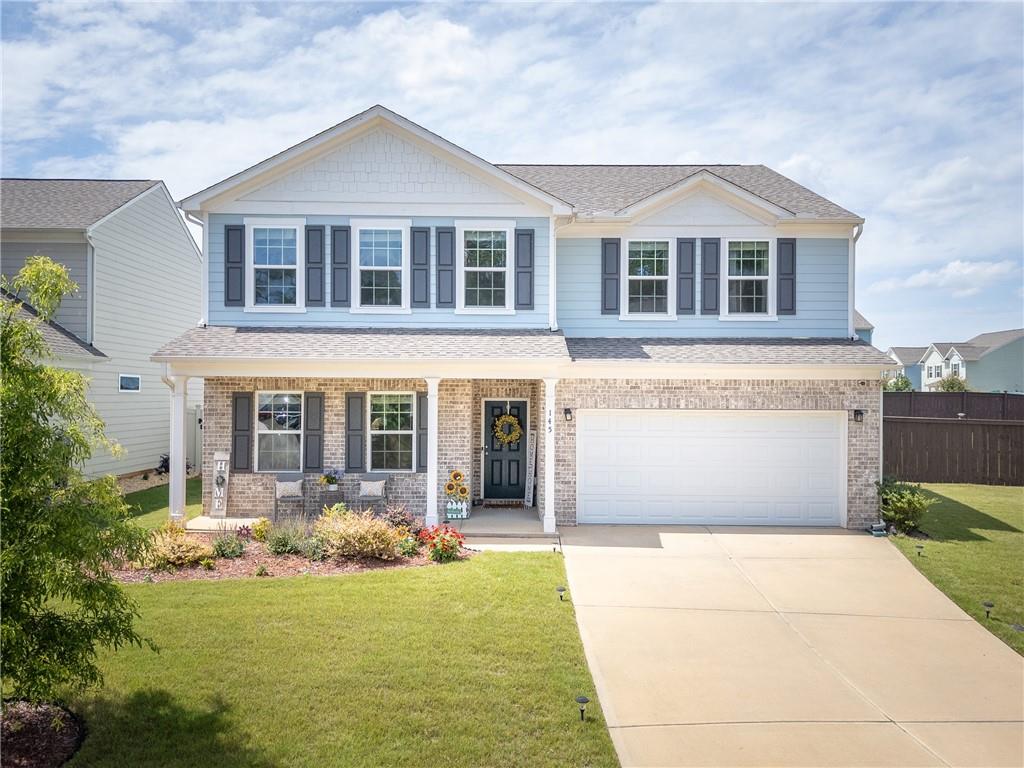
[153, 106, 892, 532]
[1, 179, 203, 476]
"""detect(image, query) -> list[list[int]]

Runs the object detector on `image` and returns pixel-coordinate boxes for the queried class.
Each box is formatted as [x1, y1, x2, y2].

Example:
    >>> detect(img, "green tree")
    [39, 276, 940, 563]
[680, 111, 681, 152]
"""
[885, 373, 914, 392]
[1, 255, 152, 703]
[936, 374, 968, 392]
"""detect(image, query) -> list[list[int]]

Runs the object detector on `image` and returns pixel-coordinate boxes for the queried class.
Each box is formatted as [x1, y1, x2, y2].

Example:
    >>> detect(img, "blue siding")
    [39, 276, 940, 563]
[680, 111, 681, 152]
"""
[208, 214, 549, 328]
[856, 328, 873, 344]
[904, 364, 923, 391]
[556, 237, 850, 338]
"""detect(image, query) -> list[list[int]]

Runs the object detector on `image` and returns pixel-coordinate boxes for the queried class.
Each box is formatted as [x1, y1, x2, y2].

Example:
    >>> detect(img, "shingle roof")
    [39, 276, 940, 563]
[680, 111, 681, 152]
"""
[496, 164, 859, 219]
[0, 179, 159, 229]
[566, 337, 893, 366]
[888, 347, 927, 365]
[2, 291, 106, 359]
[965, 328, 1024, 351]
[152, 326, 571, 361]
[854, 310, 873, 331]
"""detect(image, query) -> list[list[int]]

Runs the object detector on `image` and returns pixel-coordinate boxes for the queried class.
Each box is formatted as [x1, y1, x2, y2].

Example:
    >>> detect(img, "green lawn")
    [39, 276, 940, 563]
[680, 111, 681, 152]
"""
[891, 483, 1024, 655]
[69, 553, 617, 768]
[124, 476, 202, 529]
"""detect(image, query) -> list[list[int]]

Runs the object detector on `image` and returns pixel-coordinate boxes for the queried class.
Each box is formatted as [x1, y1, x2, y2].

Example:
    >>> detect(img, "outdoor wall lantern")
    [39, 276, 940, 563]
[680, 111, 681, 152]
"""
[564, 408, 573, 422]
[575, 695, 590, 721]
[853, 409, 865, 423]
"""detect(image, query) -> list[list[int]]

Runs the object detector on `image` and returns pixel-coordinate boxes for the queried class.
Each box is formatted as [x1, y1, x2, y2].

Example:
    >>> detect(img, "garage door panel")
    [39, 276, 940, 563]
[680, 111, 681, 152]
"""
[577, 410, 844, 527]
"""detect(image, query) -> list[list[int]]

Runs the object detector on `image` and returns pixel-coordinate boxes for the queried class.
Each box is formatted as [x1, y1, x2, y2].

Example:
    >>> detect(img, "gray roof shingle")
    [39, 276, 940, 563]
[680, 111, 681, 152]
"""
[1, 179, 159, 229]
[965, 328, 1024, 352]
[2, 291, 106, 359]
[153, 326, 572, 361]
[888, 347, 927, 365]
[496, 164, 859, 219]
[566, 337, 893, 366]
[853, 310, 873, 331]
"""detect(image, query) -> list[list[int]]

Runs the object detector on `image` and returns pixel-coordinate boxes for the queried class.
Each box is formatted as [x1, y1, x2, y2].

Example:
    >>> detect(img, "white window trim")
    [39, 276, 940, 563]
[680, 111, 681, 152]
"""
[719, 238, 778, 321]
[620, 237, 677, 320]
[118, 373, 141, 393]
[254, 390, 304, 473]
[366, 391, 417, 473]
[351, 219, 412, 314]
[243, 217, 307, 313]
[455, 220, 516, 315]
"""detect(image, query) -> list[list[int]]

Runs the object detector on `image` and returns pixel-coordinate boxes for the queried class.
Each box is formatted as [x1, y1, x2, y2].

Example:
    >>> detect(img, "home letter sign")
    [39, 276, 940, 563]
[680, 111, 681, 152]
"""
[212, 451, 230, 518]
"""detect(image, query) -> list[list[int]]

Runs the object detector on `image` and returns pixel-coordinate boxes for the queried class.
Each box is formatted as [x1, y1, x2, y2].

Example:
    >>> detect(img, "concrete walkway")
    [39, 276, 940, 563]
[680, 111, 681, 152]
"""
[561, 526, 1024, 768]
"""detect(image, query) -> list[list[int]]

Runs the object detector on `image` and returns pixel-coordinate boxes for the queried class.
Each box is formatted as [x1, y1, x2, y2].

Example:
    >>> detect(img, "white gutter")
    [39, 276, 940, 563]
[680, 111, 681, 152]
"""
[849, 222, 864, 339]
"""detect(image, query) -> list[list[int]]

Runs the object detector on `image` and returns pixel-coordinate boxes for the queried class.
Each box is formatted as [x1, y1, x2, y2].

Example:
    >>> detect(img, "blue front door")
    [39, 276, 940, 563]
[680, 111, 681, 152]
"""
[483, 400, 527, 499]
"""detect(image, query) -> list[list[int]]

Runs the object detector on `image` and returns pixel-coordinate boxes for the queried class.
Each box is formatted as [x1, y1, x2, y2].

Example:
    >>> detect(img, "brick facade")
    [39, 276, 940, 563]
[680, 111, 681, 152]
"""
[204, 375, 881, 530]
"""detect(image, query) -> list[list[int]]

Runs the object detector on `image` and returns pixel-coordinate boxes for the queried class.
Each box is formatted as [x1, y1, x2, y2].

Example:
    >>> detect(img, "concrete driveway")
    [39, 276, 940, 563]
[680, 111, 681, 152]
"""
[561, 526, 1024, 768]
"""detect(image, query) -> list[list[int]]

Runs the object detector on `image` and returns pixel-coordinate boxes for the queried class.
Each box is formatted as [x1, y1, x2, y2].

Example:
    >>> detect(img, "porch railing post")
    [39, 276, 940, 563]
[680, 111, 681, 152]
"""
[425, 377, 440, 527]
[542, 378, 558, 534]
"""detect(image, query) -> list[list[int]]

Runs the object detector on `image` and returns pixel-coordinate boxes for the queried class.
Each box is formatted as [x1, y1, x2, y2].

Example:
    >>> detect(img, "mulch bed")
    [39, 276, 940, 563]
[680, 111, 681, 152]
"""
[1, 701, 84, 768]
[111, 534, 468, 583]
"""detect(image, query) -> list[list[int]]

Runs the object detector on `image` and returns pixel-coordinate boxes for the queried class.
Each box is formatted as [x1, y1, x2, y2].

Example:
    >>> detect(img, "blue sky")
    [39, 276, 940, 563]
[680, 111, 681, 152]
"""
[2, 1, 1021, 349]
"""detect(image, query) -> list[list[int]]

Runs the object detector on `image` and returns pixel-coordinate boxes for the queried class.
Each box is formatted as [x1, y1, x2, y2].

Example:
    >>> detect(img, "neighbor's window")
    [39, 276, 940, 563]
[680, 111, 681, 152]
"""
[463, 230, 508, 308]
[368, 393, 414, 471]
[952, 363, 961, 377]
[727, 241, 770, 314]
[118, 374, 141, 392]
[358, 229, 403, 307]
[627, 240, 669, 314]
[254, 227, 298, 305]
[256, 393, 302, 471]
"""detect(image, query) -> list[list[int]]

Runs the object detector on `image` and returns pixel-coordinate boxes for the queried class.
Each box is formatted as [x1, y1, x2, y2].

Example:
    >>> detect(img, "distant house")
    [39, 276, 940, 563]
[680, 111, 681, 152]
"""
[1, 179, 203, 476]
[886, 346, 927, 390]
[854, 310, 874, 344]
[919, 329, 1024, 392]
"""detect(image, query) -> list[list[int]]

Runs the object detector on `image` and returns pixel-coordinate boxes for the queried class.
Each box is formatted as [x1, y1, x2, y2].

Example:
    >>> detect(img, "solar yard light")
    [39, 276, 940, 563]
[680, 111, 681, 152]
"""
[575, 695, 590, 721]
[556, 586, 567, 601]
[915, 544, 924, 557]
[983, 601, 995, 620]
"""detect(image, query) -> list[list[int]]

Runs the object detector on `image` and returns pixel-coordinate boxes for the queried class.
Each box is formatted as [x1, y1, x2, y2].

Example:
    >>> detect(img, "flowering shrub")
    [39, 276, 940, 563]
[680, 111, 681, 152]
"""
[397, 535, 420, 558]
[313, 506, 402, 561]
[374, 503, 422, 534]
[235, 524, 253, 541]
[148, 522, 213, 570]
[418, 525, 464, 563]
[252, 517, 271, 542]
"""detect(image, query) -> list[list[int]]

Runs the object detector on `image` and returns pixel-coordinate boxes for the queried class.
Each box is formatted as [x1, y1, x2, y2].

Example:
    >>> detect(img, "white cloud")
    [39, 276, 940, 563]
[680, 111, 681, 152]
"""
[870, 259, 1019, 298]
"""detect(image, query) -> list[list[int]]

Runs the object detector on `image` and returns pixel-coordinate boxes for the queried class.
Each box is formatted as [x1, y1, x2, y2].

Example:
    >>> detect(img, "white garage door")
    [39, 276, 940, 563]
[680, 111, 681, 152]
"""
[577, 410, 846, 526]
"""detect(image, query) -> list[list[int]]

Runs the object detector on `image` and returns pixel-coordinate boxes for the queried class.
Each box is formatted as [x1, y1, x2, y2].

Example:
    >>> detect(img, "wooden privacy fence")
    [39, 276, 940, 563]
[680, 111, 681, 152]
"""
[883, 416, 1024, 485]
[884, 391, 1024, 420]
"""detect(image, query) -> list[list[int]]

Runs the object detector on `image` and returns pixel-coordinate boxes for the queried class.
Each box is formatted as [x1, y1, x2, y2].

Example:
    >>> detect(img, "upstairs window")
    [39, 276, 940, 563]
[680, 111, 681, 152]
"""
[352, 221, 410, 311]
[626, 240, 669, 314]
[464, 230, 507, 308]
[726, 241, 770, 314]
[254, 227, 297, 305]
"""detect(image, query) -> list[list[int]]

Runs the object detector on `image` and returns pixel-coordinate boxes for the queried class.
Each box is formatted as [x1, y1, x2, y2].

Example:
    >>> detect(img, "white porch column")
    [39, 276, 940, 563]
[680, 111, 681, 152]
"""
[168, 375, 189, 521]
[425, 377, 441, 527]
[542, 377, 558, 534]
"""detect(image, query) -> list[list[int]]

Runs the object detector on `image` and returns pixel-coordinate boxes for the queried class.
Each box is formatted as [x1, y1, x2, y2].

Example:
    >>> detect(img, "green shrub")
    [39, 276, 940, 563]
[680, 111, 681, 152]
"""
[397, 535, 420, 558]
[265, 520, 308, 556]
[313, 506, 402, 561]
[876, 478, 936, 533]
[148, 522, 214, 570]
[200, 558, 215, 571]
[301, 536, 326, 562]
[212, 532, 246, 559]
[252, 517, 271, 542]
[254, 565, 269, 577]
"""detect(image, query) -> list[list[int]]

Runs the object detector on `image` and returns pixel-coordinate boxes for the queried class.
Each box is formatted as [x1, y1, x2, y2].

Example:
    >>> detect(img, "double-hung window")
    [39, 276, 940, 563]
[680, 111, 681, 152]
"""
[353, 220, 410, 311]
[368, 393, 414, 471]
[456, 221, 514, 312]
[952, 362, 961, 377]
[725, 240, 771, 315]
[245, 218, 306, 311]
[256, 393, 302, 471]
[626, 240, 670, 314]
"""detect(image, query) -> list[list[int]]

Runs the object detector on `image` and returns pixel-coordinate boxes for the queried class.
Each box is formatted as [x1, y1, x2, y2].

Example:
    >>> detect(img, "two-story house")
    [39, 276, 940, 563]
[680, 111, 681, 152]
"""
[885, 347, 928, 390]
[153, 106, 892, 532]
[1, 178, 203, 477]
[919, 330, 1024, 392]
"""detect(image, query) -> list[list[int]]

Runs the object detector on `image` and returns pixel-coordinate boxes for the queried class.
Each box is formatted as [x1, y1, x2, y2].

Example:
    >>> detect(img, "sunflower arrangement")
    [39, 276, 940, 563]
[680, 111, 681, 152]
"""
[445, 470, 469, 501]
[492, 413, 523, 446]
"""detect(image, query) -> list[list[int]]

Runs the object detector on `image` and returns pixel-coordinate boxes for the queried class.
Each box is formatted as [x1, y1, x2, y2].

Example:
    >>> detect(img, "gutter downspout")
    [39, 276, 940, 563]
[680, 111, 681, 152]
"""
[849, 222, 864, 339]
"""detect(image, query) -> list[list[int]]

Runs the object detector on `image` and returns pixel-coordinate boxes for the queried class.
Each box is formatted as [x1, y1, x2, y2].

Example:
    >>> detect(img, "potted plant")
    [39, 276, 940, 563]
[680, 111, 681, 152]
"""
[318, 469, 341, 492]
[444, 470, 470, 520]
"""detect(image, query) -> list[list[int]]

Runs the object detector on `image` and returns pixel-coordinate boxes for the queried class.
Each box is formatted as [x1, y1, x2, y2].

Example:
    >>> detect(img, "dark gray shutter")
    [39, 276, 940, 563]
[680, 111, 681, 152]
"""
[677, 238, 696, 315]
[601, 238, 620, 315]
[330, 226, 351, 307]
[224, 225, 245, 307]
[305, 226, 325, 307]
[231, 392, 253, 472]
[345, 392, 365, 472]
[701, 238, 720, 315]
[303, 392, 324, 472]
[777, 238, 796, 315]
[416, 392, 428, 473]
[411, 227, 430, 308]
[514, 228, 534, 310]
[436, 226, 456, 308]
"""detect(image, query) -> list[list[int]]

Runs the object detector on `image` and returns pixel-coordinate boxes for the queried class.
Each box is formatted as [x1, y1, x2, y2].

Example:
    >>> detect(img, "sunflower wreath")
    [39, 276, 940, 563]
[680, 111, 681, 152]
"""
[492, 413, 523, 446]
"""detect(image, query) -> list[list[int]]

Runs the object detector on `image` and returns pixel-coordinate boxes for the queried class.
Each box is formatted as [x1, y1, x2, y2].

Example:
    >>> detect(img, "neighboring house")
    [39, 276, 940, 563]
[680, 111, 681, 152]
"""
[1, 179, 203, 476]
[153, 105, 892, 532]
[854, 310, 874, 344]
[886, 346, 927, 390]
[919, 329, 1024, 392]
